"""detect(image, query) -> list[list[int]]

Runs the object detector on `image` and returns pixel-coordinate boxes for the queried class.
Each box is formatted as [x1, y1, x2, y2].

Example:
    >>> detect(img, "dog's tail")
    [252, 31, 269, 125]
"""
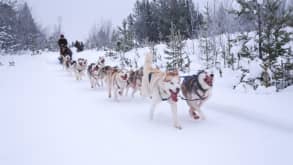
[143, 52, 153, 75]
[141, 53, 154, 97]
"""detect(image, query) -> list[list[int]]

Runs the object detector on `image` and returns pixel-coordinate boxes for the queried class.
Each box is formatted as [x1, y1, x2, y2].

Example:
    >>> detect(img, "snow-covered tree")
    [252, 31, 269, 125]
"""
[261, 0, 292, 84]
[198, 2, 215, 69]
[164, 23, 186, 71]
[124, 0, 203, 43]
[236, 32, 254, 68]
[46, 18, 62, 51]
[16, 2, 45, 51]
[235, 0, 266, 60]
[86, 20, 114, 49]
[0, 1, 18, 52]
[116, 19, 135, 53]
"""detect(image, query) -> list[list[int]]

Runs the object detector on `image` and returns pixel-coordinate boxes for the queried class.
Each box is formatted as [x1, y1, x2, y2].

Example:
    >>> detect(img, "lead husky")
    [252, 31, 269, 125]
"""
[141, 53, 181, 129]
[181, 71, 214, 120]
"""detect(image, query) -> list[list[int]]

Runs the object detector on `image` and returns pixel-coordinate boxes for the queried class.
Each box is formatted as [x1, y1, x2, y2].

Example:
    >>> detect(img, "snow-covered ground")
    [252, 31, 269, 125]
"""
[0, 51, 293, 165]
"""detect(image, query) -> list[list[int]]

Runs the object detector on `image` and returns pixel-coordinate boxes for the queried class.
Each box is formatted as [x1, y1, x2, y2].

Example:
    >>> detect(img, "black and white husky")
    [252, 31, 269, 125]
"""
[87, 57, 106, 88]
[181, 71, 214, 120]
[62, 55, 72, 71]
[73, 58, 87, 80]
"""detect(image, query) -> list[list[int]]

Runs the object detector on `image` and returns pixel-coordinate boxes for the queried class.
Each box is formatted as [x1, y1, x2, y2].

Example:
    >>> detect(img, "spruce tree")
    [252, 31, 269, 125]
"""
[199, 3, 214, 69]
[0, 1, 18, 52]
[164, 23, 186, 71]
[235, 0, 264, 60]
[17, 2, 41, 50]
[236, 32, 254, 69]
[261, 0, 292, 84]
[117, 19, 134, 53]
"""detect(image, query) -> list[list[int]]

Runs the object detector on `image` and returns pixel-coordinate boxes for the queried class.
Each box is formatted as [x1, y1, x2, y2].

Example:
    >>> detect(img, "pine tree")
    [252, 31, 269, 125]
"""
[199, 2, 214, 69]
[86, 20, 113, 49]
[16, 2, 43, 51]
[0, 1, 18, 52]
[236, 32, 254, 68]
[164, 23, 186, 71]
[235, 0, 264, 60]
[127, 0, 203, 43]
[46, 19, 62, 51]
[235, 0, 292, 87]
[261, 0, 292, 84]
[116, 19, 134, 53]
[0, 26, 17, 52]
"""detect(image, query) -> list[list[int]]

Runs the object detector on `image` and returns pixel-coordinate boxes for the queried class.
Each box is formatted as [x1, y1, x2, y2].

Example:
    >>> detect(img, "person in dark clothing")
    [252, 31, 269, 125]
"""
[80, 42, 84, 51]
[58, 34, 68, 57]
[58, 34, 68, 48]
[74, 40, 84, 52]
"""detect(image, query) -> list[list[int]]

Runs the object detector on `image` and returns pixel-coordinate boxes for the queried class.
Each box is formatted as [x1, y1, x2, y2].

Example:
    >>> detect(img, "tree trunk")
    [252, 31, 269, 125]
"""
[257, 3, 263, 60]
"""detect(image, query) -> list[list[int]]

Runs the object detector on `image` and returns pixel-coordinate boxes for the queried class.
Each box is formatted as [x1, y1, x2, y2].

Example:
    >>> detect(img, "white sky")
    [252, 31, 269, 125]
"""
[25, 0, 226, 41]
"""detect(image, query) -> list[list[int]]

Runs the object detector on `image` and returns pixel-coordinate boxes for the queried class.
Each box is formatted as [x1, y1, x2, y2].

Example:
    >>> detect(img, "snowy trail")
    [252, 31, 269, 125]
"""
[0, 53, 293, 165]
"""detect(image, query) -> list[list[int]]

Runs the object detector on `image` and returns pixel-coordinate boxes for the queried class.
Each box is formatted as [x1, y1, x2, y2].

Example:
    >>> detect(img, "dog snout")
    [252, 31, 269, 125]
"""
[210, 74, 214, 78]
[176, 88, 180, 93]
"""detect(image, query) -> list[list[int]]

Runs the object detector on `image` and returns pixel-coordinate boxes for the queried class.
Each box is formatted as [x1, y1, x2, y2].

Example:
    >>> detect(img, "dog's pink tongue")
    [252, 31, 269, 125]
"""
[170, 91, 178, 102]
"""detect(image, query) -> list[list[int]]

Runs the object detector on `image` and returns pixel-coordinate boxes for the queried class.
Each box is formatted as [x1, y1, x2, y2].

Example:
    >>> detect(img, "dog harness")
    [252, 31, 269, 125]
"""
[148, 72, 170, 101]
[158, 87, 170, 101]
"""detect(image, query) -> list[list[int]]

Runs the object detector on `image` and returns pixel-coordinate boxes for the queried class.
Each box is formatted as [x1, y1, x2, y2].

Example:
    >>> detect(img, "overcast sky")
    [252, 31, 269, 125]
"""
[25, 0, 226, 41]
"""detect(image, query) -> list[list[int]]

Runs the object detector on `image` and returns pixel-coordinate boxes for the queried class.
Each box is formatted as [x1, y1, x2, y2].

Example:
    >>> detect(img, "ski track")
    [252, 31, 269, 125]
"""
[0, 53, 293, 165]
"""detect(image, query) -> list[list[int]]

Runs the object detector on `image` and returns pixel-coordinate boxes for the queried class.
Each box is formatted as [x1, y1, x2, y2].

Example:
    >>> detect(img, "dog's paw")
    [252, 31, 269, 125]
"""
[189, 110, 200, 120]
[175, 125, 182, 130]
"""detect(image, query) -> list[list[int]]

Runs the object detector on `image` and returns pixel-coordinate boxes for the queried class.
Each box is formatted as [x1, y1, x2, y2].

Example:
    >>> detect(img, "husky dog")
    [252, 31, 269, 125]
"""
[97, 65, 114, 87]
[62, 55, 72, 71]
[73, 58, 87, 80]
[108, 68, 129, 101]
[141, 53, 181, 129]
[181, 71, 214, 120]
[87, 63, 101, 88]
[97, 56, 105, 67]
[126, 67, 144, 97]
[87, 57, 106, 88]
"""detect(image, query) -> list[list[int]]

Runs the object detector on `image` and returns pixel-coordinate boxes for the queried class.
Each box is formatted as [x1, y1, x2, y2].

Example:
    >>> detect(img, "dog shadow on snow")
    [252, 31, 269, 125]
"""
[206, 102, 293, 134]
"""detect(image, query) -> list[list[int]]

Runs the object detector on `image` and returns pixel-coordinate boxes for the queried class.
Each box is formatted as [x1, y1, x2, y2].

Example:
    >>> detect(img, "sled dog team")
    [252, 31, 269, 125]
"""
[59, 53, 214, 129]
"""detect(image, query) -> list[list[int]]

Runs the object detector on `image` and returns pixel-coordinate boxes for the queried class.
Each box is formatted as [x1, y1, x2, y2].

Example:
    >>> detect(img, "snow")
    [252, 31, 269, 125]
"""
[0, 51, 293, 165]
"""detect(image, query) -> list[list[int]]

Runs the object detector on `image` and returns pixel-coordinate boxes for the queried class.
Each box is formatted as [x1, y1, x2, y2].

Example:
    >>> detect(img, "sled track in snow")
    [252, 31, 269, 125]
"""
[206, 103, 293, 134]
